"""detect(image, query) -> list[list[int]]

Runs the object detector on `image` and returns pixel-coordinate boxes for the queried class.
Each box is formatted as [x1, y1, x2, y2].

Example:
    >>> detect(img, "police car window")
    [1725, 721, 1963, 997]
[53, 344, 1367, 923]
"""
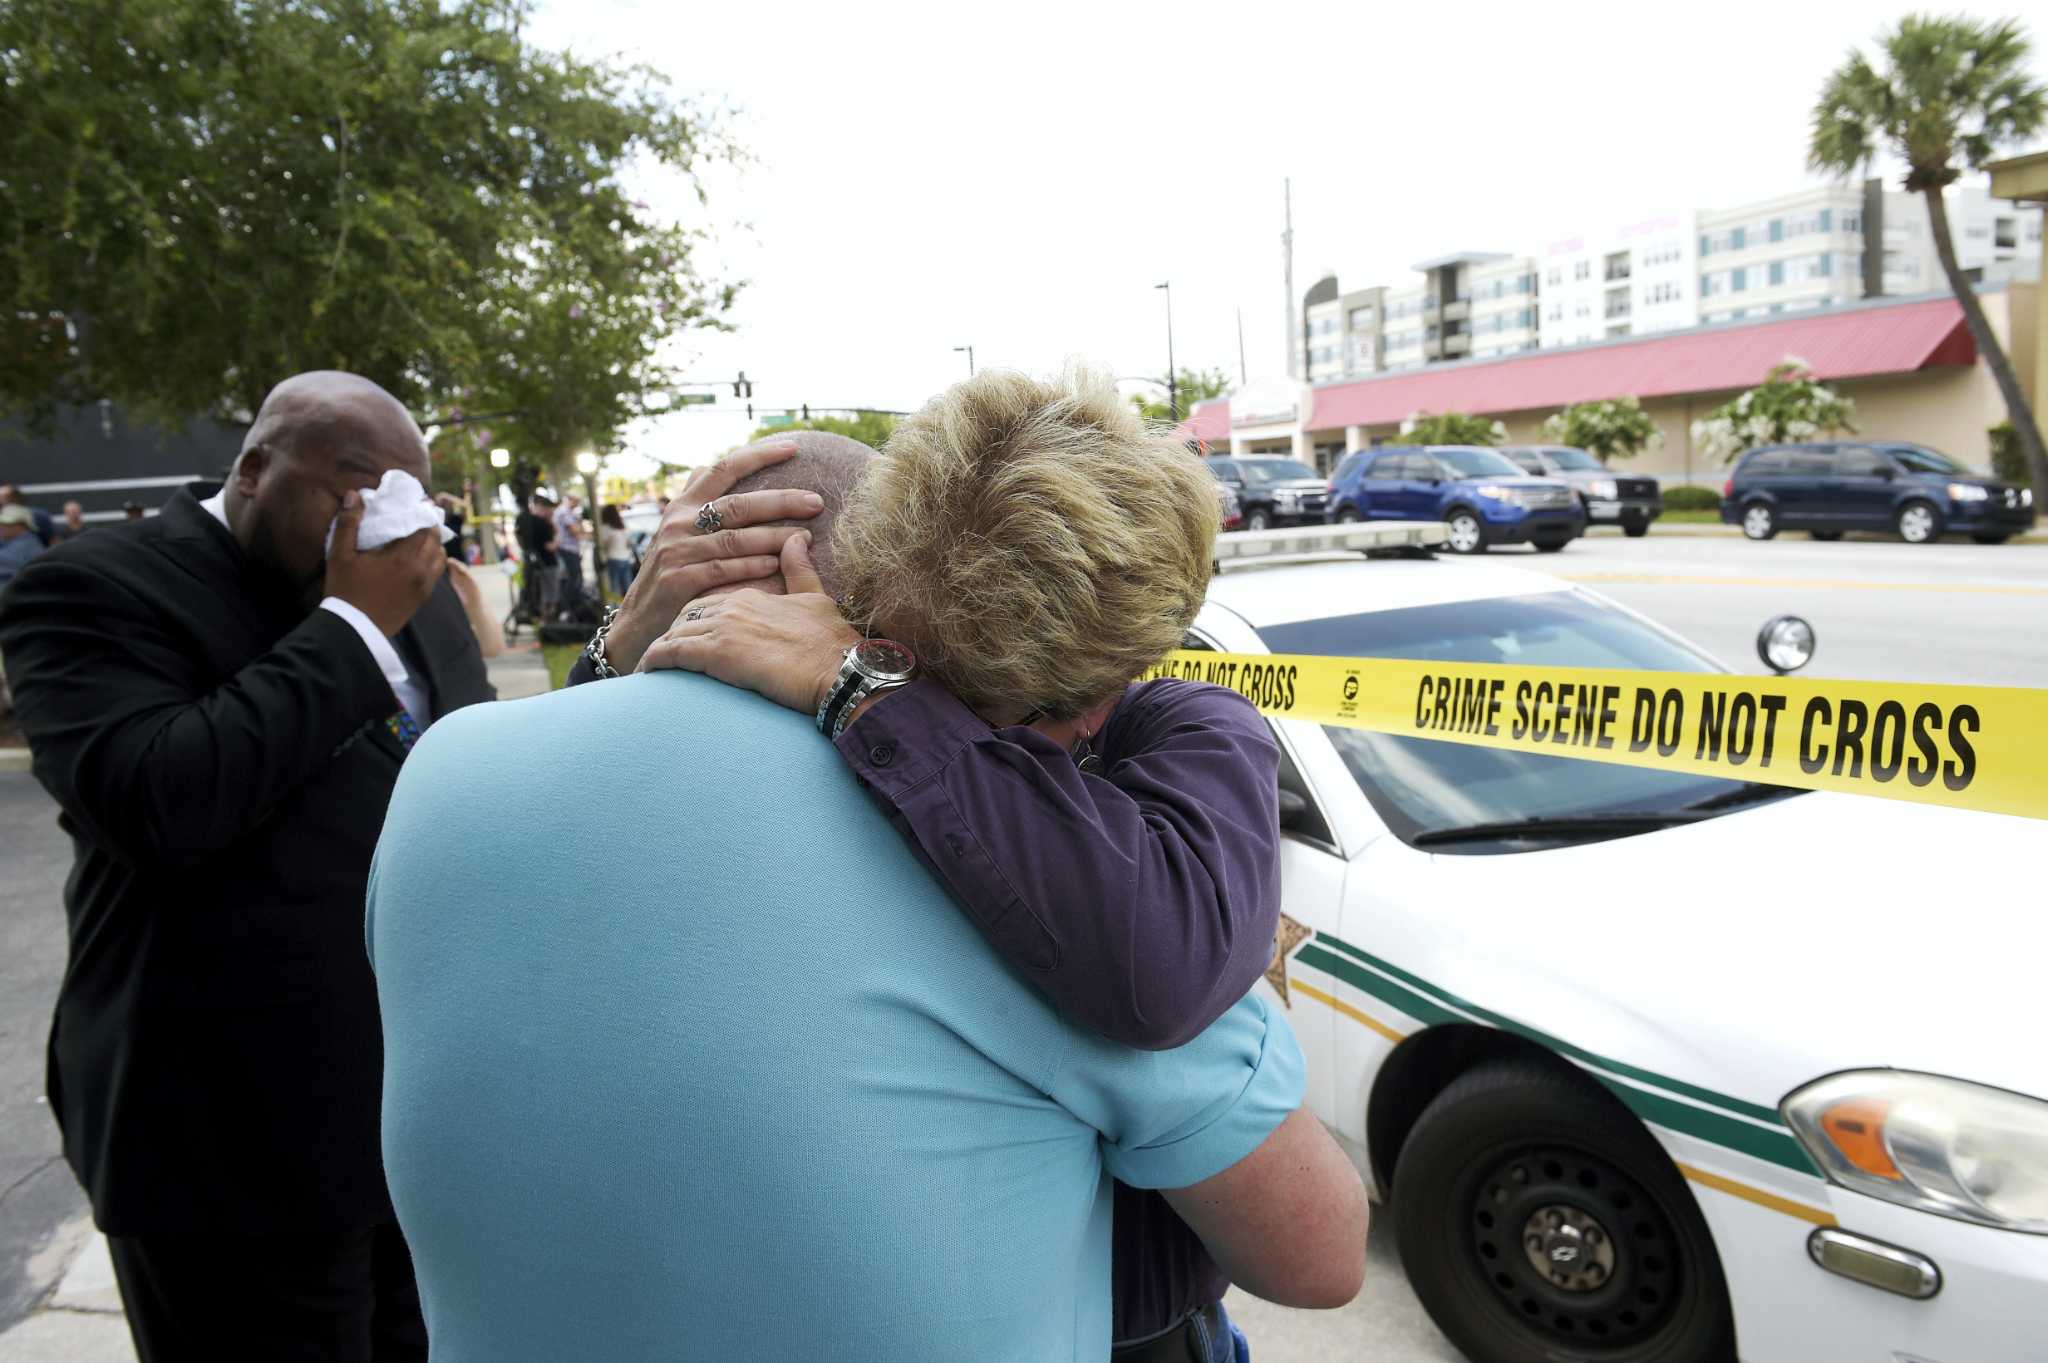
[1256, 592, 1803, 853]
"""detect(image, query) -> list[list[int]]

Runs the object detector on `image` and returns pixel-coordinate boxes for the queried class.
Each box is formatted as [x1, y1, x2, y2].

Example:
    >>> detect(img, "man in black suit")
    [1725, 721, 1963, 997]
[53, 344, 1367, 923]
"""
[0, 371, 494, 1362]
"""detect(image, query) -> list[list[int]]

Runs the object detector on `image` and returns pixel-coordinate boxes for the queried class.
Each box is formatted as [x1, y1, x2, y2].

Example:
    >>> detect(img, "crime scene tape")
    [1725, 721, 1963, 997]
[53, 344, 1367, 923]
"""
[1143, 650, 2048, 823]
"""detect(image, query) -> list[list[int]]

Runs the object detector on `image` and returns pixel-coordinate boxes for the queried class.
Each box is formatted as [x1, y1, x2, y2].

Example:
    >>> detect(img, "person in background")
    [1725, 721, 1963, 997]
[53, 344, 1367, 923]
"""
[514, 492, 559, 623]
[53, 501, 89, 542]
[0, 371, 495, 1363]
[0, 484, 56, 547]
[598, 504, 632, 600]
[0, 504, 46, 588]
[552, 493, 586, 607]
[122, 501, 146, 522]
[436, 493, 467, 563]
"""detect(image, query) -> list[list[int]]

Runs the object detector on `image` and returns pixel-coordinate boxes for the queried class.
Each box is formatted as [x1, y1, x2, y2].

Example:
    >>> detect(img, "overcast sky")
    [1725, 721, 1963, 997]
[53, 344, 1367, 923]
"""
[523, 0, 2043, 471]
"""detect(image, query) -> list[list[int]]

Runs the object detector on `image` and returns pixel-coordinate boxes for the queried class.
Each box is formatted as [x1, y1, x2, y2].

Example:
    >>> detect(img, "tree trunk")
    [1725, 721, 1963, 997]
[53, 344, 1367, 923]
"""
[1922, 189, 2048, 503]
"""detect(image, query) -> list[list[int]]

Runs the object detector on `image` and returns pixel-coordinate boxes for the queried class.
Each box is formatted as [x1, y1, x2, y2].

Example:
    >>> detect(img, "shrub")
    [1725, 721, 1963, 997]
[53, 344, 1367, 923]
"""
[1541, 396, 1662, 463]
[1691, 358, 1855, 463]
[1399, 411, 1506, 446]
[1989, 423, 2027, 483]
[1663, 485, 1723, 511]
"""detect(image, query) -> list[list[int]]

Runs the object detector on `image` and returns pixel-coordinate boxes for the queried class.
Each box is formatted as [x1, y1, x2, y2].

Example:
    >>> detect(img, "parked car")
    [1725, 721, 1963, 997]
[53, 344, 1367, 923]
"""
[1502, 444, 1663, 537]
[1326, 445, 1585, 554]
[1197, 525, 2048, 1363]
[1214, 480, 1244, 531]
[1721, 441, 2036, 544]
[1205, 455, 1331, 530]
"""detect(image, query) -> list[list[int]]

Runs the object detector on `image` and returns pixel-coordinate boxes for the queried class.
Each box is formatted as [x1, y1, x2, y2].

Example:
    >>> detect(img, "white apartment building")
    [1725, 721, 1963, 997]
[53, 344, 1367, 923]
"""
[1539, 213, 1699, 348]
[1467, 255, 1540, 359]
[1696, 184, 1868, 325]
[1381, 283, 1429, 371]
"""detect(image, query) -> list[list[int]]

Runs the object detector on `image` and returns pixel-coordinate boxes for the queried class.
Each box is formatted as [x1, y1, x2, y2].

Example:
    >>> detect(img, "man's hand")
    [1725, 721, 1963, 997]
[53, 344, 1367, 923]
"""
[325, 491, 446, 636]
[602, 439, 823, 673]
[637, 532, 857, 714]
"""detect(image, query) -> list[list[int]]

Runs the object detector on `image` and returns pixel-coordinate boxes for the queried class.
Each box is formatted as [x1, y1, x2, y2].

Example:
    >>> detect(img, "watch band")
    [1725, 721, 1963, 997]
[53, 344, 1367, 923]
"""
[815, 655, 865, 737]
[829, 677, 910, 740]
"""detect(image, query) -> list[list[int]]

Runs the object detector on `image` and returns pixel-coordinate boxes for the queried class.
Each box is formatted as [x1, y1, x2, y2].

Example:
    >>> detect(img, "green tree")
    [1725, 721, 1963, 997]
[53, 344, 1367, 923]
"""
[1691, 359, 1857, 463]
[1810, 14, 2048, 497]
[0, 0, 739, 463]
[1540, 396, 1663, 463]
[1398, 411, 1507, 446]
[1129, 368, 1232, 425]
[750, 411, 899, 449]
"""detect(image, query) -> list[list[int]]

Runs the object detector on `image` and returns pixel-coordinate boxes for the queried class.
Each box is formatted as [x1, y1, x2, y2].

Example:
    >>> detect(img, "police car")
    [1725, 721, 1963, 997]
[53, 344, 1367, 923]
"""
[1199, 523, 2048, 1363]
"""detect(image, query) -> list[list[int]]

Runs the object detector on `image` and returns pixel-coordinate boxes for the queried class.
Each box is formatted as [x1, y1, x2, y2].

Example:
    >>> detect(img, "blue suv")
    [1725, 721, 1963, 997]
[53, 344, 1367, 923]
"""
[1721, 441, 2036, 544]
[1327, 445, 1585, 554]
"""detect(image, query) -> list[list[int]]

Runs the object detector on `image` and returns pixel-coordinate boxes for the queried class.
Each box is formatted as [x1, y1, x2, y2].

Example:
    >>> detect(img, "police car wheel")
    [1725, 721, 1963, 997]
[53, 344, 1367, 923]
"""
[1445, 511, 1486, 554]
[1392, 1061, 1735, 1363]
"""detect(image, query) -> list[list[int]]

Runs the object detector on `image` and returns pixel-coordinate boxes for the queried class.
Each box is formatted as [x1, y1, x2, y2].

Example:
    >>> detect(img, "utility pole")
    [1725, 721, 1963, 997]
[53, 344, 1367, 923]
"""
[953, 345, 975, 377]
[1155, 282, 1177, 424]
[1236, 308, 1248, 385]
[1282, 179, 1296, 379]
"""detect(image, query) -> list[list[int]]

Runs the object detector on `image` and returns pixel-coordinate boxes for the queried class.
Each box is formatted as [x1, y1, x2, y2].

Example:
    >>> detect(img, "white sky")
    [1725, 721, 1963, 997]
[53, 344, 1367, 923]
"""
[523, 0, 2043, 474]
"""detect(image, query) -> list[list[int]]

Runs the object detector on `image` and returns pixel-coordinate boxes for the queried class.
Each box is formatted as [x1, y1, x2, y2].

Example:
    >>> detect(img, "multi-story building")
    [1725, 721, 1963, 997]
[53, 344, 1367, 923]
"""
[1300, 177, 2040, 373]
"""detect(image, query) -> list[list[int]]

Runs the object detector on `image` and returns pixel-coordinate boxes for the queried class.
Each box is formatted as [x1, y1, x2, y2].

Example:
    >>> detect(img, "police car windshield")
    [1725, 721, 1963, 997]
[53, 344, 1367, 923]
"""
[1257, 592, 1802, 853]
[1435, 448, 1524, 478]
[1240, 459, 1319, 484]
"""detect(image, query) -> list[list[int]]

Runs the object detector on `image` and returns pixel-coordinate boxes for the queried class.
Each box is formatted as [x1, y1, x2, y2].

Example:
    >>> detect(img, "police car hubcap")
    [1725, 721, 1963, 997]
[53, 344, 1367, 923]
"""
[1468, 1145, 1682, 1347]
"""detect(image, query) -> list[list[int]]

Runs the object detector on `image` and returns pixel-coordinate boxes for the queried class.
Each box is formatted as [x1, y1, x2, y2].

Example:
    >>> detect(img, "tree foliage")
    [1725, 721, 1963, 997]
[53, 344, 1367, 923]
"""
[749, 411, 899, 449]
[1541, 396, 1662, 463]
[1809, 13, 2048, 497]
[1691, 359, 1856, 464]
[1398, 411, 1506, 446]
[1129, 367, 1232, 425]
[0, 0, 739, 462]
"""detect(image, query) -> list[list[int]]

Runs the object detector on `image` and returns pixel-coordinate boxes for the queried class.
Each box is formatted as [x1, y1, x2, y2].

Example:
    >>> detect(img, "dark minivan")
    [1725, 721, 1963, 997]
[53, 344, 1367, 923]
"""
[1721, 441, 2036, 544]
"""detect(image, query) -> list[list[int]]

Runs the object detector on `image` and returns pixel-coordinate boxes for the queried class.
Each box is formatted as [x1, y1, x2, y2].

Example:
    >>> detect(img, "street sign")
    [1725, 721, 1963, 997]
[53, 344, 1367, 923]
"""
[673, 392, 716, 406]
[760, 412, 795, 429]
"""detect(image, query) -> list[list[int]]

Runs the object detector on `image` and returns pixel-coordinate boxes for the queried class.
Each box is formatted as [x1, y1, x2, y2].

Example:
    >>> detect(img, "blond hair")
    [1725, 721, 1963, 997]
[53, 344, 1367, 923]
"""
[835, 366, 1217, 720]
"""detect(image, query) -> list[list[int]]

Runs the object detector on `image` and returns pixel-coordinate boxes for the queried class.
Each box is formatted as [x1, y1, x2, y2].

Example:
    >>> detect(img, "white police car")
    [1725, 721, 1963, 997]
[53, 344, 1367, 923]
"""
[1198, 524, 2048, 1363]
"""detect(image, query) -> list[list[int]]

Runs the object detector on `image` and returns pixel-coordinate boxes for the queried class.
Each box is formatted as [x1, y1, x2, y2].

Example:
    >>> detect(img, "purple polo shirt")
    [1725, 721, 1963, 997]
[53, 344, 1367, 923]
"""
[835, 676, 1282, 1342]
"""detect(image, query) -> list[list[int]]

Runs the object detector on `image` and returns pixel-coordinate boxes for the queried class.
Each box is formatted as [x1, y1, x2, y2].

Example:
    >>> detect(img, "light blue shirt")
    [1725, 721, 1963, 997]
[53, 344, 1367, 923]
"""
[368, 672, 1302, 1363]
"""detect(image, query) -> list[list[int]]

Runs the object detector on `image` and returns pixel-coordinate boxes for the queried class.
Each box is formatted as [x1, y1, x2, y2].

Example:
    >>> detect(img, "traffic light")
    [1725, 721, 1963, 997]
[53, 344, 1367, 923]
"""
[801, 404, 810, 422]
[734, 371, 752, 399]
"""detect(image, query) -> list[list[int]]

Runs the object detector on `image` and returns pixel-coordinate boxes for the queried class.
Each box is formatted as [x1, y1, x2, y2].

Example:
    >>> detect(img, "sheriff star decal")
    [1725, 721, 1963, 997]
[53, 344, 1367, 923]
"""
[1266, 914, 1312, 1006]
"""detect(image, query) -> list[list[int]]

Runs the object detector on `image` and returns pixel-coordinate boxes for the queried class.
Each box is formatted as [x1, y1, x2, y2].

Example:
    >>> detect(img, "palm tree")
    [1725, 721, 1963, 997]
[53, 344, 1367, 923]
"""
[1811, 15, 2048, 498]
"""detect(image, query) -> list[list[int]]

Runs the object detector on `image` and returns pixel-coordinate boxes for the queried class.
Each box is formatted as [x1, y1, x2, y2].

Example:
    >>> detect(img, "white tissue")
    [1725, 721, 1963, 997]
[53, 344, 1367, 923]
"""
[324, 469, 456, 556]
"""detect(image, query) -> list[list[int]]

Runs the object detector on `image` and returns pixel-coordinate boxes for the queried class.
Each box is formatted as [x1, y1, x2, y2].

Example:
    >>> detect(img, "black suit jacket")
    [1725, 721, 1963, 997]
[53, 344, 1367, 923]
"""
[0, 485, 494, 1233]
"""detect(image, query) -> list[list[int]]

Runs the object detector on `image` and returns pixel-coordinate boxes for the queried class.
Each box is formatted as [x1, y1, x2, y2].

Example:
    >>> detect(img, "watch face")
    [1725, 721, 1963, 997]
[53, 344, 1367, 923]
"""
[853, 638, 916, 681]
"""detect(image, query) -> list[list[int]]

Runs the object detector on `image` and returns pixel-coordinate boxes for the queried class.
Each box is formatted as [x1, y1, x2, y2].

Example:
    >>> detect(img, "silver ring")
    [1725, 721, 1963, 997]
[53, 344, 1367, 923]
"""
[682, 607, 705, 622]
[694, 501, 723, 534]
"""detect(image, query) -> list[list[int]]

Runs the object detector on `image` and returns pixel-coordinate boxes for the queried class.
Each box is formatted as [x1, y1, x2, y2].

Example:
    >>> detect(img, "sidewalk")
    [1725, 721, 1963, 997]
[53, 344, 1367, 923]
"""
[0, 1217, 133, 1363]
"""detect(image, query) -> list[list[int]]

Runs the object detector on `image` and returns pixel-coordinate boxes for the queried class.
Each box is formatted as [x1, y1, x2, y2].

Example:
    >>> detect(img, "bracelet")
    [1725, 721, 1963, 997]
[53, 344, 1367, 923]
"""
[584, 605, 623, 680]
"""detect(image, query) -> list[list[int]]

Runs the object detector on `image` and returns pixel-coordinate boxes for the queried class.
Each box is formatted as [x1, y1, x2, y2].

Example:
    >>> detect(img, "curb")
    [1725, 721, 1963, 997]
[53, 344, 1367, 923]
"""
[0, 748, 31, 773]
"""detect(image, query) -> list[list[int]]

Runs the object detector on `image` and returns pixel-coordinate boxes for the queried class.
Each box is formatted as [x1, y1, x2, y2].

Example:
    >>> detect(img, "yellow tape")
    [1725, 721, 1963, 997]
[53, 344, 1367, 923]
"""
[1144, 651, 2048, 822]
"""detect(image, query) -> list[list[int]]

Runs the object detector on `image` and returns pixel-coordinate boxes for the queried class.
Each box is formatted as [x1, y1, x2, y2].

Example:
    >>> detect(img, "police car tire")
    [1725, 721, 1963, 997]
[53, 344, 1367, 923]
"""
[1391, 1060, 1735, 1363]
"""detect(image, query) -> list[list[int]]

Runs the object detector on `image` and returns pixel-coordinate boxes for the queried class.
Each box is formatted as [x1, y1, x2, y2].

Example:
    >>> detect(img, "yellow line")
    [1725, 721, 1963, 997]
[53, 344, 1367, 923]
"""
[1291, 979, 1407, 1044]
[1676, 1162, 1837, 1227]
[1561, 571, 2048, 598]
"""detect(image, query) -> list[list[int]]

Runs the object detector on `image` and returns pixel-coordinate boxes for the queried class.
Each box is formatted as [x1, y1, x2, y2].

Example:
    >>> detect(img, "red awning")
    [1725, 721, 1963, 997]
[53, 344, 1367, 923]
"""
[1306, 296, 1975, 431]
[1176, 400, 1231, 445]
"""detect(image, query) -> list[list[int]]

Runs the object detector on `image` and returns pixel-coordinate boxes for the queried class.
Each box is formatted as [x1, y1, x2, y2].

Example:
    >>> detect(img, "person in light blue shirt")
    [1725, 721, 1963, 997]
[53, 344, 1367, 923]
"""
[368, 416, 1366, 1362]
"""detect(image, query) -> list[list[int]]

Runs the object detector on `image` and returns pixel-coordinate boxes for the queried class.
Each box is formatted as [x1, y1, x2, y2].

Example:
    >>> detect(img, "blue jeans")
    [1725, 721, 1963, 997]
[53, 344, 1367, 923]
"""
[1190, 1302, 1250, 1363]
[605, 559, 633, 597]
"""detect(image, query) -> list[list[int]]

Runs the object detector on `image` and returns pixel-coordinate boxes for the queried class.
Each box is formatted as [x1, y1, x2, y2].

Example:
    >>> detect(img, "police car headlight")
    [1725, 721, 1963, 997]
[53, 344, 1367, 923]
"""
[1587, 478, 1618, 500]
[1473, 484, 1523, 507]
[1947, 483, 1990, 502]
[1785, 1072, 2048, 1233]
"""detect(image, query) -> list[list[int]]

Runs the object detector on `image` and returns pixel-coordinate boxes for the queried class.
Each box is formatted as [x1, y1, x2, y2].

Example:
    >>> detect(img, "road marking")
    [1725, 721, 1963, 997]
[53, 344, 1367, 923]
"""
[1290, 978, 1406, 1044]
[1561, 571, 2048, 597]
[1675, 1161, 1838, 1227]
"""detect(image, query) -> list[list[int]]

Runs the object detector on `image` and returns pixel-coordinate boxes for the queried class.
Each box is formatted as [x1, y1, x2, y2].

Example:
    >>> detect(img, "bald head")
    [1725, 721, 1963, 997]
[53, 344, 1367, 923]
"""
[717, 430, 875, 598]
[227, 371, 432, 602]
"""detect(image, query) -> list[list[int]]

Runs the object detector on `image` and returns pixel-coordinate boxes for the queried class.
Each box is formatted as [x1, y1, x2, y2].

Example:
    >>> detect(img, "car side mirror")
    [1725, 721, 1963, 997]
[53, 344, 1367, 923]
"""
[1277, 788, 1311, 831]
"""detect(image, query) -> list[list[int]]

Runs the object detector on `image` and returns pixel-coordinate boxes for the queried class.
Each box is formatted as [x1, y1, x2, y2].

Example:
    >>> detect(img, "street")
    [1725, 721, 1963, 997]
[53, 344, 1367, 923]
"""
[0, 527, 2042, 1362]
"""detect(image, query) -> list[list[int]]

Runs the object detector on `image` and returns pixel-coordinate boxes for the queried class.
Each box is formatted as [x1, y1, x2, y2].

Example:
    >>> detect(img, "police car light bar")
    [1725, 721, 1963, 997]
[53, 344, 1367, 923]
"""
[1214, 520, 1449, 566]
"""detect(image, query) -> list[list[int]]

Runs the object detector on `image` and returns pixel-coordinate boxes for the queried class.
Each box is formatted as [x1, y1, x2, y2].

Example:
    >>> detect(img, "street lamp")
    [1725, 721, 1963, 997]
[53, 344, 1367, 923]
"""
[953, 345, 976, 377]
[1155, 282, 1178, 425]
[574, 451, 599, 476]
[490, 447, 511, 469]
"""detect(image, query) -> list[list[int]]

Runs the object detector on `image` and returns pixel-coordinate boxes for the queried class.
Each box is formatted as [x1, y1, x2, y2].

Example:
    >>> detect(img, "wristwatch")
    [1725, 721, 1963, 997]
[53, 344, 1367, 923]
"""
[815, 638, 917, 739]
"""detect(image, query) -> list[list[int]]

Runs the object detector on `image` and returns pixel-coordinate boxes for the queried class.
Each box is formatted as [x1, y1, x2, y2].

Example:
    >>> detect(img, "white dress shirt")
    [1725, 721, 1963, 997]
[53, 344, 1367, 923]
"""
[199, 490, 431, 723]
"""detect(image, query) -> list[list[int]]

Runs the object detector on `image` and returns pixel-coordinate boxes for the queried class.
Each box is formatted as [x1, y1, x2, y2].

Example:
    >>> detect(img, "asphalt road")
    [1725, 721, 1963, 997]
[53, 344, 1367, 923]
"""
[1524, 526, 2048, 688]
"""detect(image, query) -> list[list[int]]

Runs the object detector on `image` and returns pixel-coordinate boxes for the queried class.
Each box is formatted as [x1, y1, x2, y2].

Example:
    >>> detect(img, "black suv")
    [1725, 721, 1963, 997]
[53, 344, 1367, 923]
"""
[1502, 445, 1663, 537]
[1205, 456, 1330, 530]
[1721, 441, 2036, 544]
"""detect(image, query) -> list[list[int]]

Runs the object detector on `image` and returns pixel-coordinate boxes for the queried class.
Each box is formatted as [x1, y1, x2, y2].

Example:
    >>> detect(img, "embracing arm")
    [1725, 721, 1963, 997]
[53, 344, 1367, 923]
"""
[0, 555, 398, 870]
[839, 677, 1283, 1050]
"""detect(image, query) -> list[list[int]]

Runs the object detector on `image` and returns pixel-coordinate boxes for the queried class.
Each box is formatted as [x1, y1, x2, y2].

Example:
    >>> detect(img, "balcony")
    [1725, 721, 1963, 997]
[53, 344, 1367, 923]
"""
[1441, 332, 1472, 356]
[1441, 299, 1470, 321]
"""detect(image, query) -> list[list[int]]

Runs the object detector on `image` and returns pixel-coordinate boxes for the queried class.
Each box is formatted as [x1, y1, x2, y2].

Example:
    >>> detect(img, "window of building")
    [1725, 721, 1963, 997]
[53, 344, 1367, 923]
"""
[1730, 267, 1747, 292]
[1769, 218, 1784, 243]
[1731, 226, 1746, 250]
[1995, 219, 2017, 249]
[1604, 291, 1632, 320]
[1574, 260, 1591, 281]
[1546, 302, 1563, 322]
[1604, 251, 1631, 282]
[1840, 211, 1856, 232]
[1699, 233, 1711, 257]
[1606, 324, 1631, 339]
[1349, 307, 1376, 329]
[1769, 261, 1784, 286]
[1575, 299, 1591, 318]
